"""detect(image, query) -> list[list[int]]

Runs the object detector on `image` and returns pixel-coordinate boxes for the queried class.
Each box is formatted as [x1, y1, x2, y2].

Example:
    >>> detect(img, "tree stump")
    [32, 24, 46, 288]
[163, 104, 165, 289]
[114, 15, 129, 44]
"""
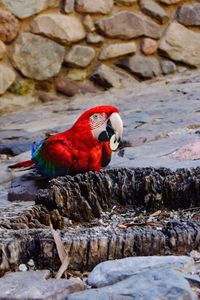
[37, 167, 200, 221]
[0, 167, 200, 275]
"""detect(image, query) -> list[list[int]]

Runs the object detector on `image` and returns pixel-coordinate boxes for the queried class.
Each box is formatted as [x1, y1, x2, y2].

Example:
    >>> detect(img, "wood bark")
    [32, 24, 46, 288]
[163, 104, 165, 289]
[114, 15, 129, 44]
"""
[0, 220, 199, 275]
[0, 167, 200, 275]
[37, 167, 200, 221]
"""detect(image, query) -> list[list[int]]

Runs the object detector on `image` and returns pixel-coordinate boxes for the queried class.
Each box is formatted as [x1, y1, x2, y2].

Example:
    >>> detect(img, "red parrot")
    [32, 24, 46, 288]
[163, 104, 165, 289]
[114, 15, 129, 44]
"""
[9, 105, 123, 177]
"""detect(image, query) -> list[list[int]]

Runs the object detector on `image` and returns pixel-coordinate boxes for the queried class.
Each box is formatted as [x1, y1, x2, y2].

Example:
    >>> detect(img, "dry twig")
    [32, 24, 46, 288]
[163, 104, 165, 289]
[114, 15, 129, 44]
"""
[50, 222, 70, 279]
[55, 255, 71, 279]
[118, 221, 164, 229]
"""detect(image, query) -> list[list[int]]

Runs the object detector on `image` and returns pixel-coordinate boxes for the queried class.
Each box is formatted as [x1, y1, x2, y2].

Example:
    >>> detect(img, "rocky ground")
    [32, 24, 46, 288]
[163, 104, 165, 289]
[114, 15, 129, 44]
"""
[1, 70, 200, 299]
[2, 69, 200, 189]
[0, 255, 200, 299]
[1, 0, 200, 98]
[1, 0, 200, 298]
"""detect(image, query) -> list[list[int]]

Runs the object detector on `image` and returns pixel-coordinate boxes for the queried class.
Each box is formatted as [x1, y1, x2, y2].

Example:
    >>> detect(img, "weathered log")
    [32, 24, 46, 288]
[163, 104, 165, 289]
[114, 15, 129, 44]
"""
[1, 167, 200, 275]
[0, 220, 199, 275]
[0, 203, 63, 230]
[37, 168, 200, 222]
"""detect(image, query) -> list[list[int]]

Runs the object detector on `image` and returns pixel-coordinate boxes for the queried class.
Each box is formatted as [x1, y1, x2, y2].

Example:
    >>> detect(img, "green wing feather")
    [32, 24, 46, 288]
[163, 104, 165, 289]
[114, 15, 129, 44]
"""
[32, 139, 69, 177]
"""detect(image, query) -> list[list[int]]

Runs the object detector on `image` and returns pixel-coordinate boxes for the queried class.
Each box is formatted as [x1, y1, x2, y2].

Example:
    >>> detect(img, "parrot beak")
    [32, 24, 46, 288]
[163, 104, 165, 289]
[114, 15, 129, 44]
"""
[98, 112, 123, 151]
[109, 112, 123, 140]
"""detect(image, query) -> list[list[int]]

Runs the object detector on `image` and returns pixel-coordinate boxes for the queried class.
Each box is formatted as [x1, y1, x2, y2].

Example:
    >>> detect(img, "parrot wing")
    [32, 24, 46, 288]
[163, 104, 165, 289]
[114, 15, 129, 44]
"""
[32, 135, 74, 177]
[101, 142, 112, 168]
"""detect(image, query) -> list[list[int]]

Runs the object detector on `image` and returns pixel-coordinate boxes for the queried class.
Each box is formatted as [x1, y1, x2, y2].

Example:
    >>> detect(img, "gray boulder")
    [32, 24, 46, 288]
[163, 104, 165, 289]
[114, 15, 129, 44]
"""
[177, 3, 200, 26]
[30, 14, 86, 45]
[87, 256, 194, 287]
[159, 22, 200, 67]
[11, 32, 65, 80]
[95, 11, 161, 40]
[0, 64, 16, 95]
[0, 270, 86, 299]
[67, 268, 197, 300]
[118, 55, 161, 79]
[2, 0, 58, 19]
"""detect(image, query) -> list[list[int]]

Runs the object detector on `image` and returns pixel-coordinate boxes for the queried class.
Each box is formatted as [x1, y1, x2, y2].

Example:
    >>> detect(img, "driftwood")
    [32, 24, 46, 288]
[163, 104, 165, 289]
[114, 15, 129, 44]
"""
[0, 220, 199, 275]
[37, 167, 200, 222]
[0, 203, 64, 230]
[0, 167, 200, 275]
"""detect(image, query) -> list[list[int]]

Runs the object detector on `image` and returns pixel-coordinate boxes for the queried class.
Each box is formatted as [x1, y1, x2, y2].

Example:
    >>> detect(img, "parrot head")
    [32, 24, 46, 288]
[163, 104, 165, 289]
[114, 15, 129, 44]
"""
[73, 105, 123, 151]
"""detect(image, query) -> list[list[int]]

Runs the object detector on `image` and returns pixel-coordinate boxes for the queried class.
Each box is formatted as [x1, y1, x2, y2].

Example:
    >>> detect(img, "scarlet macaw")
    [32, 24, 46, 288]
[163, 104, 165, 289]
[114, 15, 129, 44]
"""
[9, 105, 123, 177]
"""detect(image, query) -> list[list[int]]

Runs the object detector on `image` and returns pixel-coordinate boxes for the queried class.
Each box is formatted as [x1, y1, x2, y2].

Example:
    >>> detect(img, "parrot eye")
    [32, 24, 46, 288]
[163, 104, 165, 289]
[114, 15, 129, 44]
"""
[92, 114, 99, 120]
[90, 112, 107, 132]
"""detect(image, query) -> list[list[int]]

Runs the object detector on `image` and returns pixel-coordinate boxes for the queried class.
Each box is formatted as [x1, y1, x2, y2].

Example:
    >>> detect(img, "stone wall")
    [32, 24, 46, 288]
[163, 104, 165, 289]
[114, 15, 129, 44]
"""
[0, 0, 200, 97]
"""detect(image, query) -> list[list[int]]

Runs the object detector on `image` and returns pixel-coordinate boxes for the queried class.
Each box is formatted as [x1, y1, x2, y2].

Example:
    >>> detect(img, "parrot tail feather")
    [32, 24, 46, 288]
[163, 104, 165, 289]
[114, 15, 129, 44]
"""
[8, 160, 35, 170]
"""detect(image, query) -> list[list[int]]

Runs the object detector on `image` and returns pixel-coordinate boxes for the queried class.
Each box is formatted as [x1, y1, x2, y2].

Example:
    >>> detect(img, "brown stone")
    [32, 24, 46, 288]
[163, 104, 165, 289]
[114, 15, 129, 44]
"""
[55, 78, 79, 96]
[115, 0, 137, 5]
[158, 22, 200, 67]
[35, 80, 54, 92]
[80, 81, 99, 93]
[0, 10, 20, 43]
[63, 0, 75, 13]
[158, 0, 182, 5]
[30, 14, 86, 45]
[140, 0, 169, 24]
[55, 78, 98, 96]
[64, 45, 95, 67]
[8, 79, 34, 96]
[90, 64, 137, 88]
[0, 63, 16, 95]
[160, 60, 176, 75]
[67, 69, 88, 81]
[87, 33, 105, 44]
[2, 0, 58, 19]
[95, 11, 161, 40]
[75, 0, 113, 14]
[11, 32, 65, 80]
[0, 41, 6, 60]
[177, 3, 200, 26]
[83, 15, 95, 32]
[99, 42, 136, 60]
[38, 93, 61, 103]
[118, 55, 161, 79]
[176, 66, 187, 74]
[141, 38, 157, 55]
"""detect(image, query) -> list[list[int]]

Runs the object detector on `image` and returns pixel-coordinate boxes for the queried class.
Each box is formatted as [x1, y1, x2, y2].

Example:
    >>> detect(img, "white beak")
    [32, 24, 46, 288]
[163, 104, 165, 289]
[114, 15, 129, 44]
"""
[94, 112, 123, 151]
[109, 112, 123, 140]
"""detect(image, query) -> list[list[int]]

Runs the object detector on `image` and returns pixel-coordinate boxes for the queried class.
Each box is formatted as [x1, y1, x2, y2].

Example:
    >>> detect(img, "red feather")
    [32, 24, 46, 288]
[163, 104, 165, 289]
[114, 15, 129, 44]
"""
[9, 106, 120, 177]
[9, 160, 34, 169]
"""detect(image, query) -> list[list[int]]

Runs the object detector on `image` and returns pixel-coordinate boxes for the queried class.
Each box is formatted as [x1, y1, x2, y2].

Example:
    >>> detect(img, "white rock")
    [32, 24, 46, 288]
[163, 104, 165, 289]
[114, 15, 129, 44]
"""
[65, 45, 95, 67]
[0, 64, 16, 95]
[0, 41, 6, 60]
[99, 42, 136, 60]
[30, 14, 86, 45]
[11, 32, 65, 80]
[159, 21, 200, 67]
[75, 0, 113, 14]
[2, 0, 58, 19]
[91, 64, 137, 88]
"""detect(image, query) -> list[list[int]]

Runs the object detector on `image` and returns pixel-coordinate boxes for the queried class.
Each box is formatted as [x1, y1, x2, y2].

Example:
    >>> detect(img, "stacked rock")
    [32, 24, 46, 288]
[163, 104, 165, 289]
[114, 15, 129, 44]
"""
[0, 0, 199, 96]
